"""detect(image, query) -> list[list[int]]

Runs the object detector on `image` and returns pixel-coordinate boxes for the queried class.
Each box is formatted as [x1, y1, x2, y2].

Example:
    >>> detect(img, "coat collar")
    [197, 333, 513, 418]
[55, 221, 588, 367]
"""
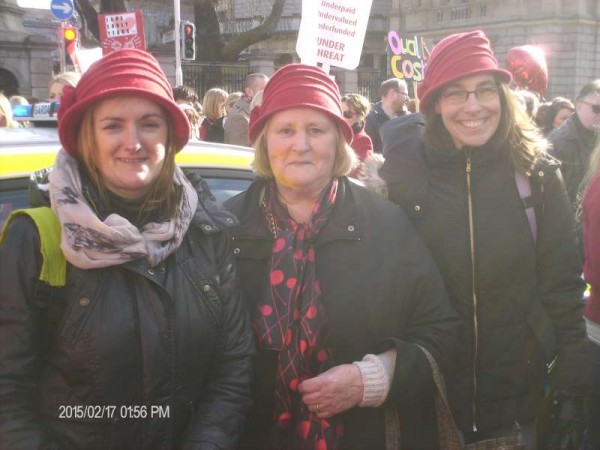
[227, 177, 362, 245]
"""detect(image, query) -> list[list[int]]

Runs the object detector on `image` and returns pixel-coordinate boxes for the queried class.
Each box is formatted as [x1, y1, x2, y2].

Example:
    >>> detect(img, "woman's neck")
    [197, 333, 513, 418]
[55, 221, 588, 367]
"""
[276, 183, 324, 224]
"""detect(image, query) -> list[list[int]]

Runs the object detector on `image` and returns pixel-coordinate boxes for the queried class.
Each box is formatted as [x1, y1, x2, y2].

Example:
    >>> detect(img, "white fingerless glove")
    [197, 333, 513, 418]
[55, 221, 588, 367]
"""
[352, 348, 397, 407]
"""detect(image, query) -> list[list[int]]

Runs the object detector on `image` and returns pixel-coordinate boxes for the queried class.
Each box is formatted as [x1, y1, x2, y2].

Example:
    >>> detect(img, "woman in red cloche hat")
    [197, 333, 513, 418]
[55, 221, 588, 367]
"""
[0, 49, 252, 450]
[378, 30, 590, 449]
[225, 63, 460, 450]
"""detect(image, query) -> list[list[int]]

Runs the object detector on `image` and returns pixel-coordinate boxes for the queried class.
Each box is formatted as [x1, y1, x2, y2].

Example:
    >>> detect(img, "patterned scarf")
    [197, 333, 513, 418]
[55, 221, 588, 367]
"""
[48, 149, 198, 269]
[257, 178, 343, 450]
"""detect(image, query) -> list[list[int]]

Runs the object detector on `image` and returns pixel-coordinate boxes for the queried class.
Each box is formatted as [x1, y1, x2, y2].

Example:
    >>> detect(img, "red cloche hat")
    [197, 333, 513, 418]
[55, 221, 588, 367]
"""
[417, 30, 512, 114]
[248, 64, 353, 145]
[58, 49, 190, 155]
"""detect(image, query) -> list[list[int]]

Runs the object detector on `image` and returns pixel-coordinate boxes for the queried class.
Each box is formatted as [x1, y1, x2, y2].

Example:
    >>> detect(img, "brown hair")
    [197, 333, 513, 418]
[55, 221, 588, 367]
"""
[423, 79, 546, 172]
[341, 93, 371, 120]
[76, 102, 179, 222]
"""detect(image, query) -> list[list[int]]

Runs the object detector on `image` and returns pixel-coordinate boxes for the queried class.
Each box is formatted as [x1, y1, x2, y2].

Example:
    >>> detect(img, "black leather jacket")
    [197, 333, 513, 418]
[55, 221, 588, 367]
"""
[381, 131, 589, 433]
[0, 176, 253, 450]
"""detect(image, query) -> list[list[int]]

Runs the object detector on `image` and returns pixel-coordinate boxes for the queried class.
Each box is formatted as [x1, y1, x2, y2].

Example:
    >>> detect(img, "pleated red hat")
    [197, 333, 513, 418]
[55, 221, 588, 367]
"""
[58, 49, 190, 155]
[248, 64, 353, 144]
[417, 30, 512, 114]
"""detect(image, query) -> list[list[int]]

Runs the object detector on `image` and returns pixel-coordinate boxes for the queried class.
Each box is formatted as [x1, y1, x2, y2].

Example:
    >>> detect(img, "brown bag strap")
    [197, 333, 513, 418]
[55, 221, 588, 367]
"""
[416, 345, 463, 450]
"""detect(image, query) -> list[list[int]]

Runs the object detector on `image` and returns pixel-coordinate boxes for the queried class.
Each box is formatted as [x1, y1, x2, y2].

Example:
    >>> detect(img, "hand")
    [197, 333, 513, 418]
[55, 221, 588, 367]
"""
[298, 364, 364, 419]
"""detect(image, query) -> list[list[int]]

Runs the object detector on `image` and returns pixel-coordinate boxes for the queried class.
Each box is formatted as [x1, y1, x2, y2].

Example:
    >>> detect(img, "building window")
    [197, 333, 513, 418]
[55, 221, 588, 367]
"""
[480, 5, 487, 16]
[437, 9, 444, 22]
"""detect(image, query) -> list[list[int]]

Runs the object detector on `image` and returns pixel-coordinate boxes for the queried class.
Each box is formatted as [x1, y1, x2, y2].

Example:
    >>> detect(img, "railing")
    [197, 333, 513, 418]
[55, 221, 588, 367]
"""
[182, 62, 249, 96]
[357, 68, 384, 102]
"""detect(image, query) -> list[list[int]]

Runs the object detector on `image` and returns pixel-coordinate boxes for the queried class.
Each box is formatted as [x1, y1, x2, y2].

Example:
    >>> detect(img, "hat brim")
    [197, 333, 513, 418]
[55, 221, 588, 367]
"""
[419, 68, 512, 114]
[59, 87, 191, 156]
[249, 104, 354, 145]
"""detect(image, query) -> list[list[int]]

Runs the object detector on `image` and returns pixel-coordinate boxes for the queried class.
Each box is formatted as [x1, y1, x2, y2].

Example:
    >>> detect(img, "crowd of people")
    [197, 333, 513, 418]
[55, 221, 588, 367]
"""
[1, 28, 600, 450]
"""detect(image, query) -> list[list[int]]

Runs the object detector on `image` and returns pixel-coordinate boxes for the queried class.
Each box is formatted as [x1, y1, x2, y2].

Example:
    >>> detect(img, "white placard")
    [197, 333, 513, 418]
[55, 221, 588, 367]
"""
[296, 0, 373, 72]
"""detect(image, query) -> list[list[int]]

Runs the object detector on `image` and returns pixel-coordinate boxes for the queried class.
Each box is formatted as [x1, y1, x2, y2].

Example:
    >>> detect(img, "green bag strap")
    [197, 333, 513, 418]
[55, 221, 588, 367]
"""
[0, 207, 66, 287]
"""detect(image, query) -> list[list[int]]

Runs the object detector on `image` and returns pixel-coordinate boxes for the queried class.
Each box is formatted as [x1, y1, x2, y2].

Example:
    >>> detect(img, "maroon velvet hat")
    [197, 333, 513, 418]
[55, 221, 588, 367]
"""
[58, 49, 190, 155]
[417, 30, 512, 114]
[248, 64, 353, 144]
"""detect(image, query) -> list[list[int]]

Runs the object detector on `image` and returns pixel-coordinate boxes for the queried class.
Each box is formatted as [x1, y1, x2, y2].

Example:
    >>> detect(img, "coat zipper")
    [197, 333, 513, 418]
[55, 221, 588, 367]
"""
[466, 153, 479, 432]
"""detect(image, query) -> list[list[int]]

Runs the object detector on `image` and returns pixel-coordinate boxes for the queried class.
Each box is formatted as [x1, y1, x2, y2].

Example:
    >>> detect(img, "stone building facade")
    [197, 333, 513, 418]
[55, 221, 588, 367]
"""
[391, 0, 600, 100]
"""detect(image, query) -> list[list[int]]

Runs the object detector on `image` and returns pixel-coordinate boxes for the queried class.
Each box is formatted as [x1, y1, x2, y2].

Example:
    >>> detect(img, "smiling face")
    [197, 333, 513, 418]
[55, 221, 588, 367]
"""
[92, 96, 168, 200]
[265, 107, 337, 198]
[435, 73, 501, 149]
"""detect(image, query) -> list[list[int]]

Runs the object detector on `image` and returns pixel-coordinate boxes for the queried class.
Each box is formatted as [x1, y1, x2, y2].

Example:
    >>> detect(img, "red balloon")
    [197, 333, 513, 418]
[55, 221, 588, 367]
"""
[506, 45, 548, 97]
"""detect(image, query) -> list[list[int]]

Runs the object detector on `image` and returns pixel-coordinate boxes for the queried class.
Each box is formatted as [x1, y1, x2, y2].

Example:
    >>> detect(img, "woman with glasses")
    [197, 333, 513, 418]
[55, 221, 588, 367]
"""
[379, 30, 589, 448]
[341, 93, 373, 177]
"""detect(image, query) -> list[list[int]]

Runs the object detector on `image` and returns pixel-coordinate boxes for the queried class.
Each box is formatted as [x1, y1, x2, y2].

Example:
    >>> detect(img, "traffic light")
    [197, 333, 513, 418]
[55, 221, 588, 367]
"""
[181, 22, 196, 61]
[63, 26, 77, 67]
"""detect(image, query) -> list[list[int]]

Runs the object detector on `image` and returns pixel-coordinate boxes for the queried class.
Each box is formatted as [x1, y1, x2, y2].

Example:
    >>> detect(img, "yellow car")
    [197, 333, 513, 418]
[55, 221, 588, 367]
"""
[0, 118, 255, 228]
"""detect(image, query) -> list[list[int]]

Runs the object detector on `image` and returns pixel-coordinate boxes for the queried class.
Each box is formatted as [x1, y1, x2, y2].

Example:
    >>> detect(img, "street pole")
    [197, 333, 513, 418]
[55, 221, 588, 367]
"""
[174, 0, 183, 86]
[59, 22, 66, 73]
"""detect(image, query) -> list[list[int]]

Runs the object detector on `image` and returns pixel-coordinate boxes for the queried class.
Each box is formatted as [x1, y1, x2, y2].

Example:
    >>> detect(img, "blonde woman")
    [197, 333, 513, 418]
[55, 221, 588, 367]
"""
[341, 93, 373, 176]
[48, 71, 81, 102]
[200, 87, 228, 143]
[0, 93, 19, 128]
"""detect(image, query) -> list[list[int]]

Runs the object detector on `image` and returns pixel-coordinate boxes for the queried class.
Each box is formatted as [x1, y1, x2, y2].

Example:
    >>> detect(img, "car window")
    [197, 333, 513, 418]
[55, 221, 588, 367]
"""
[0, 178, 30, 230]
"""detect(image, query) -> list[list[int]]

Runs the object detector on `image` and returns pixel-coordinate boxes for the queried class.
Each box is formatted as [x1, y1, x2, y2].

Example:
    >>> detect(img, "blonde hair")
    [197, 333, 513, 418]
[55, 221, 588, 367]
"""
[251, 120, 357, 178]
[51, 71, 81, 88]
[225, 91, 242, 113]
[424, 79, 546, 173]
[341, 93, 371, 120]
[0, 93, 18, 128]
[76, 101, 179, 222]
[202, 88, 228, 120]
[581, 134, 600, 207]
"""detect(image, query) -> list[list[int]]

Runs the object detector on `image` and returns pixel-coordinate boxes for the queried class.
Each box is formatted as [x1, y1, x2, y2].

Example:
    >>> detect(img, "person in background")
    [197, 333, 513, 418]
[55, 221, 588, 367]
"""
[9, 95, 29, 107]
[224, 91, 243, 115]
[173, 85, 198, 105]
[379, 30, 589, 448]
[540, 96, 575, 136]
[224, 73, 269, 146]
[549, 79, 600, 206]
[407, 98, 419, 113]
[365, 78, 410, 153]
[341, 93, 373, 177]
[200, 87, 228, 143]
[0, 49, 253, 450]
[0, 93, 19, 127]
[226, 63, 460, 450]
[178, 102, 202, 140]
[580, 135, 600, 450]
[513, 89, 540, 119]
[48, 71, 81, 102]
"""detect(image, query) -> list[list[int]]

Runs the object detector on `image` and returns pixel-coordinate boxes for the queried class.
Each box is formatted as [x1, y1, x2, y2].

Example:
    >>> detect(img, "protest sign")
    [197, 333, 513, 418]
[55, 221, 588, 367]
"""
[388, 31, 430, 83]
[296, 0, 373, 72]
[98, 10, 146, 55]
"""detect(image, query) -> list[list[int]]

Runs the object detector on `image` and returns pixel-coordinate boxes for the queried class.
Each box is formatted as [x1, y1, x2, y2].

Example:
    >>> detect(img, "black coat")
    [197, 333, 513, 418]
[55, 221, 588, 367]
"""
[225, 177, 461, 450]
[380, 130, 589, 433]
[0, 181, 253, 450]
[548, 114, 597, 206]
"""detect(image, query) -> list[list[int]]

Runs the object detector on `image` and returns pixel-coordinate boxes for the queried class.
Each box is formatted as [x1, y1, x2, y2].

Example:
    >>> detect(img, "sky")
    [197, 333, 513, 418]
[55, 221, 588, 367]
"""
[17, 0, 52, 9]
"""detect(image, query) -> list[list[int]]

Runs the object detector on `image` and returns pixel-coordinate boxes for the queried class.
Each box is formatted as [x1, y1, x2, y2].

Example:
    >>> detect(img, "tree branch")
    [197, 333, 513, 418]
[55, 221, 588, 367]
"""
[221, 0, 286, 61]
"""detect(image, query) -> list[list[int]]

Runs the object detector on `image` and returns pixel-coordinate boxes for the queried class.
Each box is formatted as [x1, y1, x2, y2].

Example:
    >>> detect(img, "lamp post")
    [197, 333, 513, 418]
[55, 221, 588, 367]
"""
[174, 0, 182, 85]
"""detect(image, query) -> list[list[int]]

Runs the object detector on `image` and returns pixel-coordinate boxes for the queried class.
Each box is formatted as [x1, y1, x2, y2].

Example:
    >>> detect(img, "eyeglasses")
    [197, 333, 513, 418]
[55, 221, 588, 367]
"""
[441, 85, 500, 105]
[580, 101, 600, 114]
[395, 90, 408, 96]
[343, 110, 356, 119]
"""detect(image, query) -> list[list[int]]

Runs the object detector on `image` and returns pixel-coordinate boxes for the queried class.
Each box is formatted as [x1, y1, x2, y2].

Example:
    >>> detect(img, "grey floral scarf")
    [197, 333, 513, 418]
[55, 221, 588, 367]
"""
[48, 149, 198, 269]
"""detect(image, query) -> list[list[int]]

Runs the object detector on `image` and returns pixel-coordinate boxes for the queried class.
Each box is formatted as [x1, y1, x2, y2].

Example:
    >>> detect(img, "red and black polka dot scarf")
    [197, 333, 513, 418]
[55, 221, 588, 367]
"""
[256, 178, 343, 450]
